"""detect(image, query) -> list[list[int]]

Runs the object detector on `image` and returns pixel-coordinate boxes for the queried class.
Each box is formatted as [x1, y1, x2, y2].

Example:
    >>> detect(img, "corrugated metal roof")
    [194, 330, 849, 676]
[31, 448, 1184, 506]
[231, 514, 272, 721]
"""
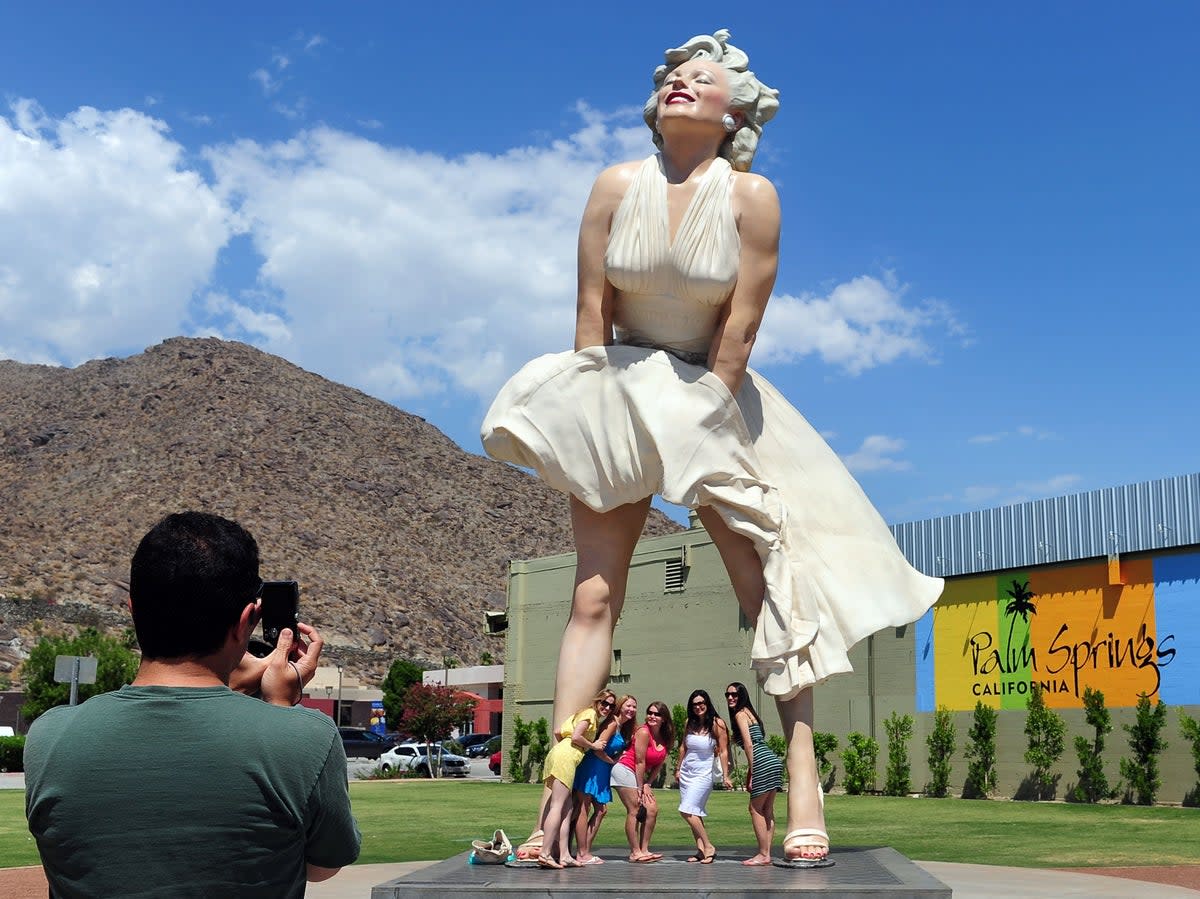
[890, 472, 1200, 577]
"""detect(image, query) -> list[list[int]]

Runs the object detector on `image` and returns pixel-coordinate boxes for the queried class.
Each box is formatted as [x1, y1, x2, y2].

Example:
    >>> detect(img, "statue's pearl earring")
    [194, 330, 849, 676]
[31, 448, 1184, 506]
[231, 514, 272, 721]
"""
[721, 113, 738, 133]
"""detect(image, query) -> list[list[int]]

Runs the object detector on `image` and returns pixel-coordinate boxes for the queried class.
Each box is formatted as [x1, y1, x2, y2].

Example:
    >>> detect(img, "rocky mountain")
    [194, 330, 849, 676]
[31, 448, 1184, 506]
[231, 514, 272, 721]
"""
[0, 338, 680, 685]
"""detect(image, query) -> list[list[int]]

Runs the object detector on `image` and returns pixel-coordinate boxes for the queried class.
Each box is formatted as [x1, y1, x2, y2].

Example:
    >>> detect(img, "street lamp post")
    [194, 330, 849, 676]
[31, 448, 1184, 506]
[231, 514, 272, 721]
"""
[324, 685, 333, 721]
[336, 665, 343, 726]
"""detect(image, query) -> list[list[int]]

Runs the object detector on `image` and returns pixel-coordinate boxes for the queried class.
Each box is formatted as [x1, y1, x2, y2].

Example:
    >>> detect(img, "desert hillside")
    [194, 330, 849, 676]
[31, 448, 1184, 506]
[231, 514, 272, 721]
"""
[0, 337, 680, 684]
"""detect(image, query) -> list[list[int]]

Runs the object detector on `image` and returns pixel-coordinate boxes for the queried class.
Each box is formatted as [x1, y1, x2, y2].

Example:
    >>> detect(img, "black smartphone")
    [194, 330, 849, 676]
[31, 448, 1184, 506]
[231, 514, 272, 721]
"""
[260, 580, 300, 648]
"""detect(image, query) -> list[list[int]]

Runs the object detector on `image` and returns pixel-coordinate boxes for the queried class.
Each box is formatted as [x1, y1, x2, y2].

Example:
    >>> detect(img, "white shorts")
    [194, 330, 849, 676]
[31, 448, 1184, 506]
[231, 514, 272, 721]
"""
[609, 762, 637, 790]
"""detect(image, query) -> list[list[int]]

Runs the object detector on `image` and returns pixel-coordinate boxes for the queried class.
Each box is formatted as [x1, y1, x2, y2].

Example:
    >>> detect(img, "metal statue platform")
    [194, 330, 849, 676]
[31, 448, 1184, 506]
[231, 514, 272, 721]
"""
[371, 846, 952, 898]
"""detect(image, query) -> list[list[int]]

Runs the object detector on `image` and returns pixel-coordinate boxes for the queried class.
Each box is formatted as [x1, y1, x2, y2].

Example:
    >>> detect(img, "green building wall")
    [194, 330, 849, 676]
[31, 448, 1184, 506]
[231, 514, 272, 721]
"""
[501, 522, 1200, 801]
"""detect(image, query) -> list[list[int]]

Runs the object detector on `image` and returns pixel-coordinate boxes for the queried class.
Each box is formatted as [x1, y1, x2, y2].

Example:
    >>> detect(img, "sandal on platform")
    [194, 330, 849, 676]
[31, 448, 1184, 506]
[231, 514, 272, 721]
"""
[777, 829, 833, 868]
[514, 830, 544, 860]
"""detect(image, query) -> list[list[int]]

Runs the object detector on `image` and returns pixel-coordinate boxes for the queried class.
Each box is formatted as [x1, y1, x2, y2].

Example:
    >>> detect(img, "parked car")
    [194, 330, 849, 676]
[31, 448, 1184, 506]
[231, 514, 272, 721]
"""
[473, 734, 501, 759]
[380, 742, 471, 777]
[458, 732, 497, 756]
[488, 749, 502, 776]
[339, 727, 398, 760]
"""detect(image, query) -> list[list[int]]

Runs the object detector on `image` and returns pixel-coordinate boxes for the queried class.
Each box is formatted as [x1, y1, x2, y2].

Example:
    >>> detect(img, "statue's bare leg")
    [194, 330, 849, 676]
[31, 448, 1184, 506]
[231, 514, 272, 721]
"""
[696, 506, 828, 861]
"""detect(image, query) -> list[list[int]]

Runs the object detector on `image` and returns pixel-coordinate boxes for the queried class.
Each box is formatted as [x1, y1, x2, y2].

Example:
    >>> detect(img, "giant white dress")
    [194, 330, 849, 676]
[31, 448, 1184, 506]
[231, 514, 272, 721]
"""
[481, 155, 942, 700]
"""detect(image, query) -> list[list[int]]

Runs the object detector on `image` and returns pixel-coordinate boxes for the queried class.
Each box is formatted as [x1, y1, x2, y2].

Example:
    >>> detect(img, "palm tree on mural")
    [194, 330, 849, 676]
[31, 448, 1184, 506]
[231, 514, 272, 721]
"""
[1004, 580, 1038, 660]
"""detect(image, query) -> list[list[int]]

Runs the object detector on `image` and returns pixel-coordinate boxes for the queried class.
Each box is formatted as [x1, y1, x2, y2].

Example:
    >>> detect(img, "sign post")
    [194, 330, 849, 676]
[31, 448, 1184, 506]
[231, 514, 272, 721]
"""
[53, 656, 98, 706]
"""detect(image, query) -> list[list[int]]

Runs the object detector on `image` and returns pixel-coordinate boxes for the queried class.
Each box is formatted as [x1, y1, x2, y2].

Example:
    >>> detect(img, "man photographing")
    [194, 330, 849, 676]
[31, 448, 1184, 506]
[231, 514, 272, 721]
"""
[24, 511, 361, 897]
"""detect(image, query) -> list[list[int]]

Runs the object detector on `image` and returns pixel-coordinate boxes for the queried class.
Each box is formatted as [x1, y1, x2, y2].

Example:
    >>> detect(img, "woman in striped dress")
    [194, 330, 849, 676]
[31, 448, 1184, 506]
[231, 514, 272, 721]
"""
[726, 682, 784, 865]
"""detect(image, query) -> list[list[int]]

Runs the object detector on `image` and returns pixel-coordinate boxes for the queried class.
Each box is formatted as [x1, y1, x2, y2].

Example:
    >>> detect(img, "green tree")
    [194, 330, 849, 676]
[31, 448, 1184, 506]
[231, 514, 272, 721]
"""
[20, 629, 139, 720]
[666, 703, 688, 784]
[1120, 693, 1168, 805]
[399, 684, 477, 777]
[963, 701, 998, 799]
[1179, 711, 1200, 807]
[1070, 686, 1115, 802]
[841, 732, 879, 795]
[527, 718, 551, 782]
[814, 731, 839, 791]
[884, 712, 915, 796]
[381, 658, 426, 728]
[508, 714, 532, 782]
[925, 706, 956, 798]
[1022, 684, 1066, 800]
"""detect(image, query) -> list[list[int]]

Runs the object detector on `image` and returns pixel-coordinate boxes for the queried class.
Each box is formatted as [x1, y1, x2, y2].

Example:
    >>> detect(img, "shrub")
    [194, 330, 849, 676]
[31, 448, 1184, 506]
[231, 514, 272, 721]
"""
[19, 628, 139, 721]
[883, 712, 914, 796]
[1180, 711, 1200, 807]
[665, 703, 687, 786]
[1023, 684, 1066, 800]
[925, 706, 955, 798]
[0, 736, 25, 772]
[1069, 686, 1115, 803]
[527, 718, 551, 783]
[841, 732, 879, 795]
[963, 701, 998, 799]
[814, 731, 839, 791]
[766, 733, 789, 787]
[1120, 694, 1168, 805]
[508, 714, 532, 782]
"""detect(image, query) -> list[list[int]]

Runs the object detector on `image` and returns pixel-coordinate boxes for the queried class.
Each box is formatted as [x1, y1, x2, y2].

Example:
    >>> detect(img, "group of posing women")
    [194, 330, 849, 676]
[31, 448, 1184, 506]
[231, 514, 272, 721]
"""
[522, 682, 784, 867]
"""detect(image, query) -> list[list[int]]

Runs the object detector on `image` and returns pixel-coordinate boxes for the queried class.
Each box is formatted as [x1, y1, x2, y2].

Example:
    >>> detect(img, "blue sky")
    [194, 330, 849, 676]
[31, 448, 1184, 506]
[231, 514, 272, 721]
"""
[2, 2, 1196, 525]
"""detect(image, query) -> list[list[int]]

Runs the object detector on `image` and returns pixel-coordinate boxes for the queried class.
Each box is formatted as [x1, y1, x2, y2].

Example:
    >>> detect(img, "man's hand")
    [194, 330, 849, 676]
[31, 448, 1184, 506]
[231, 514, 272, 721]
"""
[260, 622, 324, 707]
[230, 622, 325, 707]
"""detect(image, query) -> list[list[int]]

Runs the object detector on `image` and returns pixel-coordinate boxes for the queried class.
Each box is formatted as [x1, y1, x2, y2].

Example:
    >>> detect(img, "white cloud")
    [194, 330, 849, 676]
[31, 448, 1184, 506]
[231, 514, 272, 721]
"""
[0, 98, 965, 416]
[203, 115, 649, 400]
[968, 424, 1057, 444]
[842, 435, 912, 473]
[941, 473, 1083, 511]
[251, 68, 281, 97]
[0, 101, 230, 364]
[755, 274, 966, 374]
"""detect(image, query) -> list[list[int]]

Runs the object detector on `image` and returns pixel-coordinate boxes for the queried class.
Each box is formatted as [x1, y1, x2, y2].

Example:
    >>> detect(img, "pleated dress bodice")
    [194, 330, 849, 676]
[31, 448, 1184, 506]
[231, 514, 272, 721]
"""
[604, 155, 740, 362]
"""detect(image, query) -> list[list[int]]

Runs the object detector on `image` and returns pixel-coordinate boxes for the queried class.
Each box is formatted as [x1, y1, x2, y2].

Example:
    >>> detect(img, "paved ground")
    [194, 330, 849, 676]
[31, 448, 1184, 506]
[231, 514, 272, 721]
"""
[6, 771, 1196, 896]
[2, 858, 1196, 897]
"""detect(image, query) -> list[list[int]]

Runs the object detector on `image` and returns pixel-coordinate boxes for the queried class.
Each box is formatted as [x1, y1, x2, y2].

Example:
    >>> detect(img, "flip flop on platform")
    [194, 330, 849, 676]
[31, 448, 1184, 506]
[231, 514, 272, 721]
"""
[579, 856, 604, 866]
[700, 851, 717, 864]
[536, 854, 563, 870]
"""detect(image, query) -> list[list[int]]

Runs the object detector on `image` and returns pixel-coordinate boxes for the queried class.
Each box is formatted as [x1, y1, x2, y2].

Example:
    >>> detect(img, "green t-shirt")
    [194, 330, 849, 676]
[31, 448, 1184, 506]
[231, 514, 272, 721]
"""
[25, 685, 361, 898]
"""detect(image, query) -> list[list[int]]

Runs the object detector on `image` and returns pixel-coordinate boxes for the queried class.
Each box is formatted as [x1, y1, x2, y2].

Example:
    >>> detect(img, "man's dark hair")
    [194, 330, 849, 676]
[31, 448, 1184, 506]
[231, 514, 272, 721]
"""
[129, 512, 260, 659]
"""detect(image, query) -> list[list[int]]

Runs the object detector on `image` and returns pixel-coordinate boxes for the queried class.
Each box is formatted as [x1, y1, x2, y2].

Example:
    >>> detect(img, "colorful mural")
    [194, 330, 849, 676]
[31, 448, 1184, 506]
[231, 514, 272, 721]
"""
[916, 550, 1200, 711]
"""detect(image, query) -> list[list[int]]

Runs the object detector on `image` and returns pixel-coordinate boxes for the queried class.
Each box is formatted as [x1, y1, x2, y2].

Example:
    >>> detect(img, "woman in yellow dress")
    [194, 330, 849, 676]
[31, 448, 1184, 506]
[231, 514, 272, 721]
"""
[537, 690, 617, 868]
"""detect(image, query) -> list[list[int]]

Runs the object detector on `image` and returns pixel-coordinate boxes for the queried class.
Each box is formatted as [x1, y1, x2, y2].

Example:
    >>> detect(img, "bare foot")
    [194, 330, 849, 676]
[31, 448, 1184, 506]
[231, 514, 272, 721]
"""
[742, 854, 772, 866]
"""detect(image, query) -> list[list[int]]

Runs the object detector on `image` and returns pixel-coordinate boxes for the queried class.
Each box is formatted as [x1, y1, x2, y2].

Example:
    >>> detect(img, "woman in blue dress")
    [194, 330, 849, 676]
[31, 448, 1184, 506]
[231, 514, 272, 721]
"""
[572, 694, 638, 864]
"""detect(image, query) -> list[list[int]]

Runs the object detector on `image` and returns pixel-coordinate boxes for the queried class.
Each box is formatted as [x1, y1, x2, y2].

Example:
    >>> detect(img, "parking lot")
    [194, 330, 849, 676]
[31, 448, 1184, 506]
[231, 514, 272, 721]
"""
[345, 756, 499, 781]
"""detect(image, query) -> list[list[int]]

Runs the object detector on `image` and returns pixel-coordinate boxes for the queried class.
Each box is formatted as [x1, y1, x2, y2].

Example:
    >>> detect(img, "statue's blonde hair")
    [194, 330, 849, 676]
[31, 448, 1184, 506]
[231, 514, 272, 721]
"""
[642, 28, 780, 172]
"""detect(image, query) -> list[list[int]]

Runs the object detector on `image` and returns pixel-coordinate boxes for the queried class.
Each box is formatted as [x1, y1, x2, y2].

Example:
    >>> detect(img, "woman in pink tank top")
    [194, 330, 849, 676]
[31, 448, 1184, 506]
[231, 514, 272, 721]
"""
[609, 701, 674, 862]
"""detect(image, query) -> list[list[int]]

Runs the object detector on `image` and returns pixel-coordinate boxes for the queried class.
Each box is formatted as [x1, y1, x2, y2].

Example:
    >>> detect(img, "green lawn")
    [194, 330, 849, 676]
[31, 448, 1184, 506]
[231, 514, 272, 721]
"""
[4, 782, 1199, 869]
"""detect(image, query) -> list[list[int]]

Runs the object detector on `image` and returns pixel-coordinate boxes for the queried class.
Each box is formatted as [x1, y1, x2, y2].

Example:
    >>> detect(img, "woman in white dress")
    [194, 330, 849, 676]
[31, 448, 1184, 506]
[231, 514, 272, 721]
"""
[482, 29, 942, 864]
[673, 690, 732, 863]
